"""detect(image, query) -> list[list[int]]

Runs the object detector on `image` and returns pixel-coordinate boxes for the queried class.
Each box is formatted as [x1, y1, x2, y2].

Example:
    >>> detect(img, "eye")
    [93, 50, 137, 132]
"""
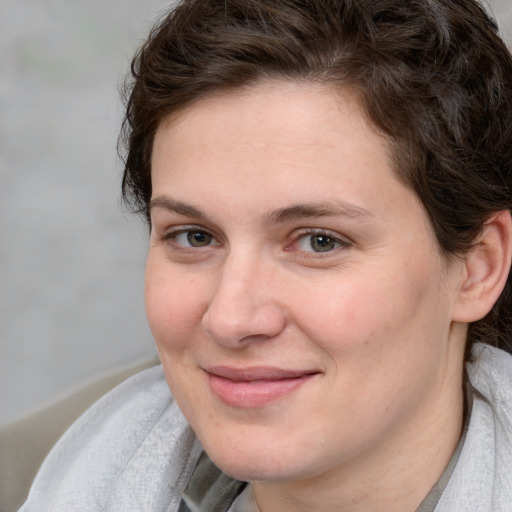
[166, 229, 218, 248]
[294, 231, 349, 253]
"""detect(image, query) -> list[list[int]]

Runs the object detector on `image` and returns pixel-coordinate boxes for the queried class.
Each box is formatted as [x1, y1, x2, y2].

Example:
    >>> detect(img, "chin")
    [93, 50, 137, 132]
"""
[212, 454, 301, 483]
[200, 430, 325, 483]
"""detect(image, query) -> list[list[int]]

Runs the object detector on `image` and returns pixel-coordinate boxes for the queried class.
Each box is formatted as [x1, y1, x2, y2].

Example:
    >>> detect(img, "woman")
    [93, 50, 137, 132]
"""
[21, 0, 512, 510]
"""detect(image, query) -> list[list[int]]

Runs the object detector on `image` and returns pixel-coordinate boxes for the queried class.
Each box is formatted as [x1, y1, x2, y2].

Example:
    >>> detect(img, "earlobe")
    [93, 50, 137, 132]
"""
[452, 210, 512, 323]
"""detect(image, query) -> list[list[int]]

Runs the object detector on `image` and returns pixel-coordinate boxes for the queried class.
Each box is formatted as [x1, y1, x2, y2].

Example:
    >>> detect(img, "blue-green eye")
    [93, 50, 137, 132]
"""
[173, 230, 215, 247]
[296, 233, 344, 253]
[310, 234, 338, 252]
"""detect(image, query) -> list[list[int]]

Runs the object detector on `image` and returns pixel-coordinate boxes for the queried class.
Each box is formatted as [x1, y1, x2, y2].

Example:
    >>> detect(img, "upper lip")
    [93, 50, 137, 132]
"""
[205, 366, 320, 381]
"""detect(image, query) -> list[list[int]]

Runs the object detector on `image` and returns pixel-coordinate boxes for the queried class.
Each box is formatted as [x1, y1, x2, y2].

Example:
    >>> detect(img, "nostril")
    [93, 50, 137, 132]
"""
[238, 333, 274, 345]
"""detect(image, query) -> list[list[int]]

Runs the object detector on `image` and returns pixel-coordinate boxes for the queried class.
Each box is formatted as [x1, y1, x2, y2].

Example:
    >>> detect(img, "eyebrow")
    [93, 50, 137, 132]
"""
[149, 195, 373, 224]
[264, 201, 374, 224]
[149, 196, 208, 220]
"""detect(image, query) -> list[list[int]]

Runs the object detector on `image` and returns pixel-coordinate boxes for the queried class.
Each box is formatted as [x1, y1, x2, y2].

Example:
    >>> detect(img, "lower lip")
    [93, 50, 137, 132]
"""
[208, 373, 316, 408]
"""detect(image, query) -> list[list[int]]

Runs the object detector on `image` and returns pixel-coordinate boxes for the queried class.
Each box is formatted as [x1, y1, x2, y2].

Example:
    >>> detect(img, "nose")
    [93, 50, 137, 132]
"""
[201, 255, 286, 348]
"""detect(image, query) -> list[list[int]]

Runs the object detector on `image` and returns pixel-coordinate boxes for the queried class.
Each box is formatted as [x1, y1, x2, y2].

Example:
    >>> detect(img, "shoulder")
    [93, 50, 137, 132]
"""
[468, 343, 512, 404]
[20, 365, 201, 512]
[436, 344, 512, 511]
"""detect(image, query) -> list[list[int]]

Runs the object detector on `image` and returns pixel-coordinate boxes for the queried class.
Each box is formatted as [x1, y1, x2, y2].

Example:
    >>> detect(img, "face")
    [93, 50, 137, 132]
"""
[146, 81, 465, 483]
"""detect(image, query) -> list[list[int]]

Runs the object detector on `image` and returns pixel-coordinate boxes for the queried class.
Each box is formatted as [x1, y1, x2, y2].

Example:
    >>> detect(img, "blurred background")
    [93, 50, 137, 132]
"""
[0, 0, 511, 424]
[0, 0, 175, 424]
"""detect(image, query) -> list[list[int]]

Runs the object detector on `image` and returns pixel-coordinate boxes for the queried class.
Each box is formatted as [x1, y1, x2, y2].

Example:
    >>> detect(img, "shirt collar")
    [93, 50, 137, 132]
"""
[179, 450, 246, 512]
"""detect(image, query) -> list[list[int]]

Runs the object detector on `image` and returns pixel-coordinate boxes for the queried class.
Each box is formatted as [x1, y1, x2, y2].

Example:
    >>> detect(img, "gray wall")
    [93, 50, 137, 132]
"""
[1, 0, 175, 423]
[1, 0, 511, 424]
[489, 0, 512, 47]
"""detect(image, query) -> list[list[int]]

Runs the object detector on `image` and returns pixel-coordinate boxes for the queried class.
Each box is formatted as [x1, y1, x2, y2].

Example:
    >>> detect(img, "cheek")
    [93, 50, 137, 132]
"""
[295, 275, 393, 345]
[294, 264, 443, 368]
[144, 261, 212, 415]
[144, 259, 207, 353]
[290, 270, 449, 432]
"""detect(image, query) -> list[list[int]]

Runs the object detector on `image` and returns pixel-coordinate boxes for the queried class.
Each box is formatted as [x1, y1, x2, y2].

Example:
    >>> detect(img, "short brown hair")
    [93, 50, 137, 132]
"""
[120, 0, 512, 356]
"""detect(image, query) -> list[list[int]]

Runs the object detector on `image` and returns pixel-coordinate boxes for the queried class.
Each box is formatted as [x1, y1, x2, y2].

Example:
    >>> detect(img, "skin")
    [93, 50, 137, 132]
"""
[146, 81, 469, 511]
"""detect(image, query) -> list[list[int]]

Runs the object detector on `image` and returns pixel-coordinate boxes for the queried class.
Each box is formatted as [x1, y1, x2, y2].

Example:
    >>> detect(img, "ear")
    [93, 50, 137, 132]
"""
[452, 210, 512, 323]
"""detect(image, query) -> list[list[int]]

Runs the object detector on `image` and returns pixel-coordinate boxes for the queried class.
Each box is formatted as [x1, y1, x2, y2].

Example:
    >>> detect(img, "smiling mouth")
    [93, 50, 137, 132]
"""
[205, 366, 320, 407]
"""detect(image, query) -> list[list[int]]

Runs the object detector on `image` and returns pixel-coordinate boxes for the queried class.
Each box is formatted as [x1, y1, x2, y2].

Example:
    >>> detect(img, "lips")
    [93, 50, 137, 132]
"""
[205, 366, 319, 407]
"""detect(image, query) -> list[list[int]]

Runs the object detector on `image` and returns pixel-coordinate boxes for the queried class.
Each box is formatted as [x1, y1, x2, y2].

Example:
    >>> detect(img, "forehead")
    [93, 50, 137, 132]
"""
[151, 81, 419, 225]
[152, 80, 391, 176]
